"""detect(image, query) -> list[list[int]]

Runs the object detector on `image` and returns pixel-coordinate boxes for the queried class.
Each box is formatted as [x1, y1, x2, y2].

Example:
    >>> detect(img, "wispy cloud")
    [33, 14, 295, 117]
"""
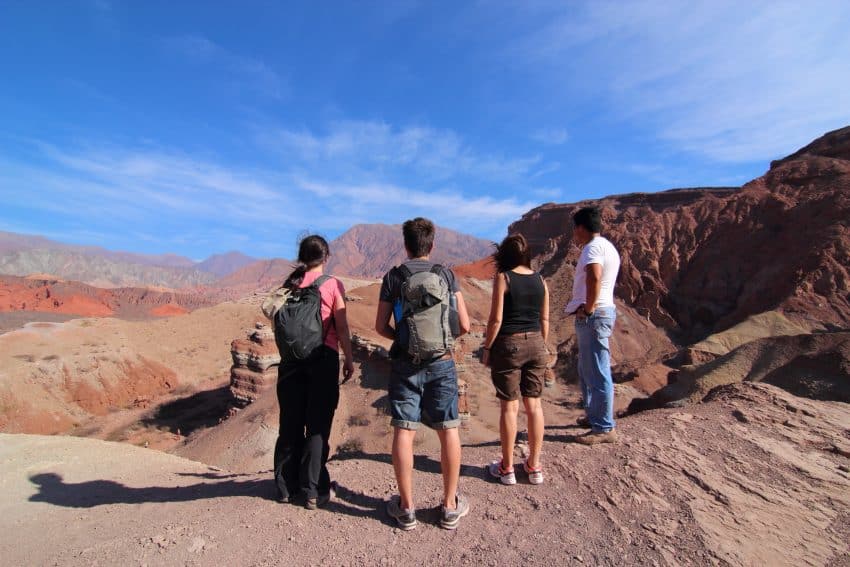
[258, 119, 545, 182]
[1, 143, 294, 236]
[294, 178, 536, 233]
[531, 127, 568, 145]
[509, 0, 850, 162]
[162, 35, 286, 100]
[2, 126, 538, 252]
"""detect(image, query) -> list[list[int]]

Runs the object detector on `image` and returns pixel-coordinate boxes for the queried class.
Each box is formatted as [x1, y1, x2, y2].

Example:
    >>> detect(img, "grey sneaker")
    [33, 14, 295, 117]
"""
[387, 497, 417, 530]
[487, 460, 516, 485]
[439, 493, 470, 530]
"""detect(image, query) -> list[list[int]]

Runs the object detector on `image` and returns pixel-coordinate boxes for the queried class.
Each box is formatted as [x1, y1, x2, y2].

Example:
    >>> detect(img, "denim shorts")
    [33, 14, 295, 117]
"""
[389, 357, 460, 430]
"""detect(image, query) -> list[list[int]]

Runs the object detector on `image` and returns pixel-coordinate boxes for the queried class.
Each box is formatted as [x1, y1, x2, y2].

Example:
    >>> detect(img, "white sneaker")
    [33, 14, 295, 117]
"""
[488, 460, 516, 485]
[523, 461, 544, 485]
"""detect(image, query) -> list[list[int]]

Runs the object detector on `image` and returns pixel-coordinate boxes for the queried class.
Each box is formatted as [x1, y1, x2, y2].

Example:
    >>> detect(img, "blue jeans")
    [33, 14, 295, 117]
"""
[575, 306, 616, 432]
[389, 357, 460, 430]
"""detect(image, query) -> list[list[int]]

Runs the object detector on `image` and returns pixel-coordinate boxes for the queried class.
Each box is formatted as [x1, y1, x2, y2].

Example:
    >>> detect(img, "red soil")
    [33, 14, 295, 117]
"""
[151, 304, 189, 317]
[452, 256, 496, 280]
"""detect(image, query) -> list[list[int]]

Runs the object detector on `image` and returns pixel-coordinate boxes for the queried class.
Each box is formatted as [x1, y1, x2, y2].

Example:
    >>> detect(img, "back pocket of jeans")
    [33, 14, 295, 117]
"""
[592, 317, 613, 339]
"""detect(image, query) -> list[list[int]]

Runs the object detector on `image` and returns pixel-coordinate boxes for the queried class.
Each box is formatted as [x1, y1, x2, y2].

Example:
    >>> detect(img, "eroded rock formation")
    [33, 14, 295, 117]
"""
[229, 322, 280, 405]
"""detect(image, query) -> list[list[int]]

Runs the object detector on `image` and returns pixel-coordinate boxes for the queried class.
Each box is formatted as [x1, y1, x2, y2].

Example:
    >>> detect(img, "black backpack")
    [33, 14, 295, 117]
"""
[273, 275, 331, 362]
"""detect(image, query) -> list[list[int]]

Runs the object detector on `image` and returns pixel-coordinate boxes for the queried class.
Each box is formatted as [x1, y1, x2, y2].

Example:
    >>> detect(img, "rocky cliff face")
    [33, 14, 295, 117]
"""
[512, 126, 850, 344]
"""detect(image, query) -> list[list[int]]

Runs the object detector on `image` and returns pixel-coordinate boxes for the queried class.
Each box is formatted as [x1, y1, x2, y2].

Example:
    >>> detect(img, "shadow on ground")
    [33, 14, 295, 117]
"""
[28, 472, 275, 508]
[140, 386, 232, 436]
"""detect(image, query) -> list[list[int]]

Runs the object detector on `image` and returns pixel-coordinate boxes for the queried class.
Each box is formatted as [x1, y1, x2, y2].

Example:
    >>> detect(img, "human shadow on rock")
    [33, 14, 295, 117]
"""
[330, 449, 487, 481]
[28, 472, 277, 508]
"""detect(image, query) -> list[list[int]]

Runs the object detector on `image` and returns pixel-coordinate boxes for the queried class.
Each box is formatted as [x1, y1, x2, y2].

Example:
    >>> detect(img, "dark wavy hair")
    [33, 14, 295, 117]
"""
[283, 234, 330, 291]
[573, 206, 602, 233]
[402, 217, 435, 258]
[493, 233, 531, 273]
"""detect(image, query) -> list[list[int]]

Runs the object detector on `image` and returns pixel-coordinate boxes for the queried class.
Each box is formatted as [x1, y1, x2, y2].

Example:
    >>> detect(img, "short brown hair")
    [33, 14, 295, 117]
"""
[493, 233, 531, 273]
[402, 217, 435, 258]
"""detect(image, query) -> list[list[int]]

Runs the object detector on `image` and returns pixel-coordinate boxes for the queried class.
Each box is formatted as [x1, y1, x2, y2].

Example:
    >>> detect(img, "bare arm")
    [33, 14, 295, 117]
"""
[583, 263, 603, 315]
[333, 291, 355, 383]
[375, 300, 396, 342]
[455, 291, 471, 336]
[541, 279, 550, 344]
[481, 273, 506, 365]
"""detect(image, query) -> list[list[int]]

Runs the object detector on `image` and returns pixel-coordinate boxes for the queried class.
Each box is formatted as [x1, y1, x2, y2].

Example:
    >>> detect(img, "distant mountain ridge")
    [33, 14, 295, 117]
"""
[0, 232, 258, 288]
[0, 223, 494, 290]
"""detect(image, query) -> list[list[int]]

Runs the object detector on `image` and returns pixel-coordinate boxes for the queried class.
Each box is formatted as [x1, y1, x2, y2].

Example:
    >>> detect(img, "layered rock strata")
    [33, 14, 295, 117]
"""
[229, 323, 280, 405]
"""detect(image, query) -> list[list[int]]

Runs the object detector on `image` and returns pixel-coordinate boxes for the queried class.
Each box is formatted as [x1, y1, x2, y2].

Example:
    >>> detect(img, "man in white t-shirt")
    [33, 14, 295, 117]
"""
[565, 206, 621, 444]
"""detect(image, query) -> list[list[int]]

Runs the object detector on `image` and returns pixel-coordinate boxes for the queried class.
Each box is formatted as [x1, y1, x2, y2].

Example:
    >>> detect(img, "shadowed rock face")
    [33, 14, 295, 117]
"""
[512, 126, 850, 344]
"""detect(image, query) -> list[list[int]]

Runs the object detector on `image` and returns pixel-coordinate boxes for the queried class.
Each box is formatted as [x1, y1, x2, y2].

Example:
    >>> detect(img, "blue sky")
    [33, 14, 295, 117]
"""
[1, 1, 849, 260]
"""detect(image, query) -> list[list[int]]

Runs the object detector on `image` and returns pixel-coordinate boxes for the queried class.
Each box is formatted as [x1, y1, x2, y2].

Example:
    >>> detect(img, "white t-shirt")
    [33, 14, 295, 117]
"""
[565, 235, 620, 314]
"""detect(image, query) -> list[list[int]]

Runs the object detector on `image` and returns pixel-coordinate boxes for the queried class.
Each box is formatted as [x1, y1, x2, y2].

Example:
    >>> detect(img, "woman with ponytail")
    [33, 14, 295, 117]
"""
[273, 235, 354, 509]
[481, 233, 549, 486]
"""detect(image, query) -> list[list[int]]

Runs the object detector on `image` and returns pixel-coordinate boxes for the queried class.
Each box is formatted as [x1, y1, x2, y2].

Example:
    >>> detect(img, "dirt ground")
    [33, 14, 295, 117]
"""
[1, 382, 848, 566]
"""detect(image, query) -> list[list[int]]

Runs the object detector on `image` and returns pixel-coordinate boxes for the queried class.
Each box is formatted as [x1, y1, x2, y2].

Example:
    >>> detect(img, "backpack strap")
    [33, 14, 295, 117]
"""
[398, 264, 414, 280]
[311, 274, 334, 341]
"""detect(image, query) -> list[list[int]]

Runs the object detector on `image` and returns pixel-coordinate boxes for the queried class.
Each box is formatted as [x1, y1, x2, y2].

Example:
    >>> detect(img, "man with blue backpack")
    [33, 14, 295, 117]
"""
[375, 217, 471, 530]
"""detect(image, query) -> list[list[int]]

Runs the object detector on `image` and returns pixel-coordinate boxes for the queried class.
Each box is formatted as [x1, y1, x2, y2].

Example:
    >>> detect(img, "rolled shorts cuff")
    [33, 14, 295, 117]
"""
[391, 418, 460, 430]
[391, 418, 421, 430]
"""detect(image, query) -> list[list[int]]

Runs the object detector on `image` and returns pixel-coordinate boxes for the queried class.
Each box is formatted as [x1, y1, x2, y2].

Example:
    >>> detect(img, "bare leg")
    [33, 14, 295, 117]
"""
[522, 396, 544, 468]
[500, 399, 520, 469]
[392, 427, 417, 509]
[436, 427, 461, 509]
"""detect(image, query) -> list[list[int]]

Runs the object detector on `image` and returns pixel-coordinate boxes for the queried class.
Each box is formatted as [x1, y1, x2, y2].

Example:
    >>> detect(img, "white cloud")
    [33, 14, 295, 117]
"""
[162, 35, 286, 100]
[1, 144, 294, 232]
[295, 178, 536, 232]
[509, 0, 850, 162]
[258, 119, 544, 182]
[2, 129, 539, 249]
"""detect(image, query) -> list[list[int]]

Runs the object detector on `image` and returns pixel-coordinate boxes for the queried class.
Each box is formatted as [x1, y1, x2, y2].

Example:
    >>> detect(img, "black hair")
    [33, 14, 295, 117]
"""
[402, 217, 435, 258]
[573, 206, 603, 233]
[283, 234, 330, 291]
[493, 233, 532, 273]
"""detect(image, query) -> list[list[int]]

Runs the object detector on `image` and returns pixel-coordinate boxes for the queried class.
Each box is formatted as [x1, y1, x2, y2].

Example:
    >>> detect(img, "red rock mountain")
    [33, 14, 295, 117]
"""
[326, 223, 494, 278]
[212, 258, 294, 291]
[513, 126, 850, 346]
[195, 251, 258, 277]
[0, 275, 212, 319]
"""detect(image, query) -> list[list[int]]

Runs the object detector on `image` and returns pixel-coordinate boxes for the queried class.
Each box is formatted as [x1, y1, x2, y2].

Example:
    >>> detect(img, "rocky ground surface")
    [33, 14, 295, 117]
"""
[2, 382, 848, 566]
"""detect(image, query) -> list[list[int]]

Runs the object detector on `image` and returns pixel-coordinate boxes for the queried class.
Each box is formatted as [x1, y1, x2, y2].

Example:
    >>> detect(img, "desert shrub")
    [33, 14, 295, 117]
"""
[337, 438, 364, 454]
[348, 415, 371, 427]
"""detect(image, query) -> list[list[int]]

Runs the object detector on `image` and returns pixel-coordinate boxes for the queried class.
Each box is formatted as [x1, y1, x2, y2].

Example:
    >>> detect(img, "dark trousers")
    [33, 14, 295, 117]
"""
[273, 346, 340, 500]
